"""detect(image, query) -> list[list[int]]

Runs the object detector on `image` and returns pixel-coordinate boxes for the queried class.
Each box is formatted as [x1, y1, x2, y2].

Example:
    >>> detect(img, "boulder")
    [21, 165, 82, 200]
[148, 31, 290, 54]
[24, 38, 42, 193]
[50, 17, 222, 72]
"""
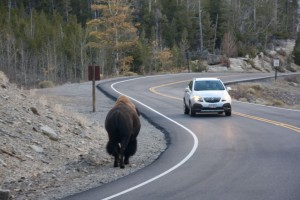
[229, 58, 252, 71]
[207, 54, 226, 65]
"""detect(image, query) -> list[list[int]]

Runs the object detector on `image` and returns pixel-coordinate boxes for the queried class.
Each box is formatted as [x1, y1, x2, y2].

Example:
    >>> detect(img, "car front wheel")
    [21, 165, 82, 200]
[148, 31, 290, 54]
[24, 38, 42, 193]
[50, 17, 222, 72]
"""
[184, 101, 189, 115]
[225, 110, 231, 116]
[189, 103, 196, 117]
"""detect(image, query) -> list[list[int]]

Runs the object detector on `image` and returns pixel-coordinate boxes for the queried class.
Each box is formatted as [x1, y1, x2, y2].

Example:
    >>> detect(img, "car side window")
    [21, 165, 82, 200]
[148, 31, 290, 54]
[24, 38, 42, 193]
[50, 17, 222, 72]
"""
[189, 81, 193, 90]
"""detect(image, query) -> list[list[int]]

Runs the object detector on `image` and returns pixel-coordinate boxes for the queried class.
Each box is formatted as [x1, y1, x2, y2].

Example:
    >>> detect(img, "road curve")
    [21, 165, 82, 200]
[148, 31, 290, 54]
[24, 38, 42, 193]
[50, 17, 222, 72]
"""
[63, 72, 300, 200]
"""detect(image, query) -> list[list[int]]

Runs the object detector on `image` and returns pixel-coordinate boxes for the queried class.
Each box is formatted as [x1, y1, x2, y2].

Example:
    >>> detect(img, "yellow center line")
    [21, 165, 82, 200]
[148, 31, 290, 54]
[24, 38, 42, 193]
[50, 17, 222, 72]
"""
[149, 80, 187, 100]
[233, 112, 300, 132]
[149, 81, 300, 133]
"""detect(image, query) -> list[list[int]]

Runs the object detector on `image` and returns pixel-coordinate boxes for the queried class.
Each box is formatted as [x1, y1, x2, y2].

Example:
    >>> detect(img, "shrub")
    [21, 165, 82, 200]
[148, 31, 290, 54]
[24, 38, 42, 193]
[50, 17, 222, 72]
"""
[191, 60, 207, 72]
[245, 59, 255, 67]
[246, 46, 257, 58]
[246, 88, 256, 95]
[220, 56, 230, 68]
[271, 99, 284, 107]
[221, 32, 238, 58]
[38, 81, 54, 88]
[230, 85, 248, 99]
[123, 71, 138, 76]
[277, 48, 287, 56]
[251, 84, 263, 91]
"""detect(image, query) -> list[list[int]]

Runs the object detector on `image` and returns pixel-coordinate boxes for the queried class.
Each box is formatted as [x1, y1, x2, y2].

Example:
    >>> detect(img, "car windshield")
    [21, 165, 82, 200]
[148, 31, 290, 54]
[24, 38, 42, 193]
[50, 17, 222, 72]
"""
[194, 80, 225, 91]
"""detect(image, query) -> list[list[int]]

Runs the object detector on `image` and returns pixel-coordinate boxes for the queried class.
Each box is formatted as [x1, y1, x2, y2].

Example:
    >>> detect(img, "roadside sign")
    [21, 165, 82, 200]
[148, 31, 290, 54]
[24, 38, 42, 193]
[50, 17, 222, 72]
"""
[88, 65, 101, 112]
[273, 59, 279, 81]
[273, 59, 280, 67]
[88, 65, 100, 81]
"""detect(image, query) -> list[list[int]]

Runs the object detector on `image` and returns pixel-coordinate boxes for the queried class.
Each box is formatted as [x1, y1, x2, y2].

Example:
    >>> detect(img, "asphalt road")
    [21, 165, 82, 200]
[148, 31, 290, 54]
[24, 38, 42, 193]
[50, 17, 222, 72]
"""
[63, 72, 300, 200]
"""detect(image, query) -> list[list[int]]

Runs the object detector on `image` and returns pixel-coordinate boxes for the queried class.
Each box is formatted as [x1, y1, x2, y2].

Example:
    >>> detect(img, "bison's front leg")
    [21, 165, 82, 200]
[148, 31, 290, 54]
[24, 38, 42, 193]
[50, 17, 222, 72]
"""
[119, 148, 125, 169]
[114, 154, 119, 167]
[113, 144, 120, 168]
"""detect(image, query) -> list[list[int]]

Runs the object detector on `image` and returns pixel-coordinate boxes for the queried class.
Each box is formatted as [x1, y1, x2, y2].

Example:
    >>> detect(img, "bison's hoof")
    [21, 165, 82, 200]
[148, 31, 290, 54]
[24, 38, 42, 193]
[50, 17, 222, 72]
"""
[120, 165, 125, 169]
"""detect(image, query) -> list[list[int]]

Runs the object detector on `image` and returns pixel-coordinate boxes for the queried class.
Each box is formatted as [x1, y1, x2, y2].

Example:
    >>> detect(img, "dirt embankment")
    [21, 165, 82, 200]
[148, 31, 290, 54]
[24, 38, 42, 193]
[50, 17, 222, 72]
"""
[229, 75, 300, 110]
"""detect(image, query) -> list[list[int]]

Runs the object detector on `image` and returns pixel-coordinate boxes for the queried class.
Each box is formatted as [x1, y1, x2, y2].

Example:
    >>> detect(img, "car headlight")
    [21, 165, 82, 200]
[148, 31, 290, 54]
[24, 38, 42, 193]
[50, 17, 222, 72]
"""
[193, 95, 203, 102]
[222, 94, 231, 102]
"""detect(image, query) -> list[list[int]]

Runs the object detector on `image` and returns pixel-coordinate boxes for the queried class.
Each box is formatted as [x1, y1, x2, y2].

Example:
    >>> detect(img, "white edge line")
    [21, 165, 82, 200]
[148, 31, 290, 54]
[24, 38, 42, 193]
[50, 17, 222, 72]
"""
[102, 76, 199, 200]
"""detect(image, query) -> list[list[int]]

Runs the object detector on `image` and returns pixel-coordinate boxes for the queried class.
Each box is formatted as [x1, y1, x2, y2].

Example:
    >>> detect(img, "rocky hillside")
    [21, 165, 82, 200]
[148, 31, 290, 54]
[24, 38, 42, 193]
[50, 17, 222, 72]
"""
[206, 40, 300, 73]
[0, 71, 107, 199]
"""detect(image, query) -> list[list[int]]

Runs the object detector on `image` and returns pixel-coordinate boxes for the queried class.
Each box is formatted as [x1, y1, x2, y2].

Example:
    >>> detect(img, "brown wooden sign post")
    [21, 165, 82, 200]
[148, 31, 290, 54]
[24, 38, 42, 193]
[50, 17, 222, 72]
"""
[88, 65, 100, 112]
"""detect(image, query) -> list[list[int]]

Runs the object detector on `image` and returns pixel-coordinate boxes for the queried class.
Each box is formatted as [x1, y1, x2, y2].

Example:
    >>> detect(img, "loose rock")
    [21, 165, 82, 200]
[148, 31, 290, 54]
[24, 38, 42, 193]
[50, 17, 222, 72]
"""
[40, 125, 59, 141]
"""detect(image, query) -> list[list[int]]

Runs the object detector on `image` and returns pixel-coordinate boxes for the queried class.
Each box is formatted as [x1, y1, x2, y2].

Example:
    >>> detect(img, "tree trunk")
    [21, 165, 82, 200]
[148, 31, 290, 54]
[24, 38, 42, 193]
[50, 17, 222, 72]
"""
[199, 0, 203, 52]
[213, 14, 218, 54]
[253, 0, 256, 31]
[30, 8, 33, 37]
[274, 0, 278, 31]
[8, 0, 11, 21]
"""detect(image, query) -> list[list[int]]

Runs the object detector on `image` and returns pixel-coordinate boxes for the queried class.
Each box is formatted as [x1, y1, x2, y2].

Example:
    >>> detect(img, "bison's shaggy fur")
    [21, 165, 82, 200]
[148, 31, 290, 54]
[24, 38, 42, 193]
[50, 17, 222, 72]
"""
[105, 95, 141, 168]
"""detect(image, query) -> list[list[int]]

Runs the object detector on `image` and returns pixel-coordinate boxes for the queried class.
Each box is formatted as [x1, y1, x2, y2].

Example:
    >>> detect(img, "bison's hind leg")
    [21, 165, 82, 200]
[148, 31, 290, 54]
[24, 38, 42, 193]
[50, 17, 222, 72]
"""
[124, 139, 137, 165]
[106, 140, 120, 167]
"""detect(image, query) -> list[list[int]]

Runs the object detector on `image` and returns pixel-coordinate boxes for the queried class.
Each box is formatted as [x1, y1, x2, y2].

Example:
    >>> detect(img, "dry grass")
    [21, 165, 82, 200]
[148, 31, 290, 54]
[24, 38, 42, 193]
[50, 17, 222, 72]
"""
[230, 83, 264, 102]
[284, 76, 300, 84]
[229, 76, 300, 110]
[269, 99, 285, 107]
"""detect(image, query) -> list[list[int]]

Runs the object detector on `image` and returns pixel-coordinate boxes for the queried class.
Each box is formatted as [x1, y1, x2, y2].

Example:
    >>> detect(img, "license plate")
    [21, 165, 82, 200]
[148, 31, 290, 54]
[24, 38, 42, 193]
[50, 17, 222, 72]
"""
[208, 104, 217, 108]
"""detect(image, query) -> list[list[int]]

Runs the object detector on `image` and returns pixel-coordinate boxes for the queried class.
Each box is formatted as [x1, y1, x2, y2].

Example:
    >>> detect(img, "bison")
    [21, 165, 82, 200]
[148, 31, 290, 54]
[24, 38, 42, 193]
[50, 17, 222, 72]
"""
[105, 95, 141, 169]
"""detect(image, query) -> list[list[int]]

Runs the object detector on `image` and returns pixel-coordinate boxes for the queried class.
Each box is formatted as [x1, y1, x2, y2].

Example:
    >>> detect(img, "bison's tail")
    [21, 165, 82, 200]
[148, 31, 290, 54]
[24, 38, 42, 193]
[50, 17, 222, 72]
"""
[125, 139, 137, 157]
[106, 140, 119, 155]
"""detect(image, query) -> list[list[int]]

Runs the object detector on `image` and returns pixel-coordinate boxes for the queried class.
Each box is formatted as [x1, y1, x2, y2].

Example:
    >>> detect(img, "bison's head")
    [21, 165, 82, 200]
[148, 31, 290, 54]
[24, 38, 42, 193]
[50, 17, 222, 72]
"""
[115, 95, 140, 116]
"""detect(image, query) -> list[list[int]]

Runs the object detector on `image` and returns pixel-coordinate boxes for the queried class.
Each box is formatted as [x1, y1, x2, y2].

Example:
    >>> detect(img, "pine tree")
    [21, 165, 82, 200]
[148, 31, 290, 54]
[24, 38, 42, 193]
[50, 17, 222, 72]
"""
[87, 0, 139, 75]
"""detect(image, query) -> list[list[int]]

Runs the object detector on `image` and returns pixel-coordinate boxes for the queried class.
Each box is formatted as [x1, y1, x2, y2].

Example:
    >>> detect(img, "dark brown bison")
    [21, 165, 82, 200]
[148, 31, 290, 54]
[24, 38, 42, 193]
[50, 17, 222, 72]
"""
[105, 95, 141, 169]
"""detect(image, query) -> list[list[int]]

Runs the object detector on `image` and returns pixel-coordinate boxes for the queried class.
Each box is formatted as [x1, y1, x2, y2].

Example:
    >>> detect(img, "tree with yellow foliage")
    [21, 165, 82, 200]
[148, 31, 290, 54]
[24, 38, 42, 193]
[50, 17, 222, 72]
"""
[87, 0, 139, 75]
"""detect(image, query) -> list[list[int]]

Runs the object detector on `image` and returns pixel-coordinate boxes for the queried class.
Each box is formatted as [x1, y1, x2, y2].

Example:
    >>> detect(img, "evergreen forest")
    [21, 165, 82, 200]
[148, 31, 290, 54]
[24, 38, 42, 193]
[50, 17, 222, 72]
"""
[0, 0, 299, 88]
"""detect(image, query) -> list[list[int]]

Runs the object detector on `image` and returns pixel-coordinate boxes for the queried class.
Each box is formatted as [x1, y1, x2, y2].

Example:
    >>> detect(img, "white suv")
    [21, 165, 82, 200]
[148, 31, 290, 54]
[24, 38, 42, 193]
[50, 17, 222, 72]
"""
[183, 78, 232, 117]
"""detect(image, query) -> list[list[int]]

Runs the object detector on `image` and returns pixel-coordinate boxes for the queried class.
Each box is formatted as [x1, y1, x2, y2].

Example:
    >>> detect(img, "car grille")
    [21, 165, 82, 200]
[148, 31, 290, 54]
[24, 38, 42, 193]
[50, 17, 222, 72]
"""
[204, 97, 221, 103]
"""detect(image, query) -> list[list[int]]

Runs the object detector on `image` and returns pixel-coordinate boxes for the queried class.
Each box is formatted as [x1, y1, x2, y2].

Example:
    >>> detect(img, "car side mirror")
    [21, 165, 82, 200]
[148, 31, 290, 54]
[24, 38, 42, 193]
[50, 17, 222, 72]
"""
[227, 87, 232, 91]
[185, 87, 190, 92]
